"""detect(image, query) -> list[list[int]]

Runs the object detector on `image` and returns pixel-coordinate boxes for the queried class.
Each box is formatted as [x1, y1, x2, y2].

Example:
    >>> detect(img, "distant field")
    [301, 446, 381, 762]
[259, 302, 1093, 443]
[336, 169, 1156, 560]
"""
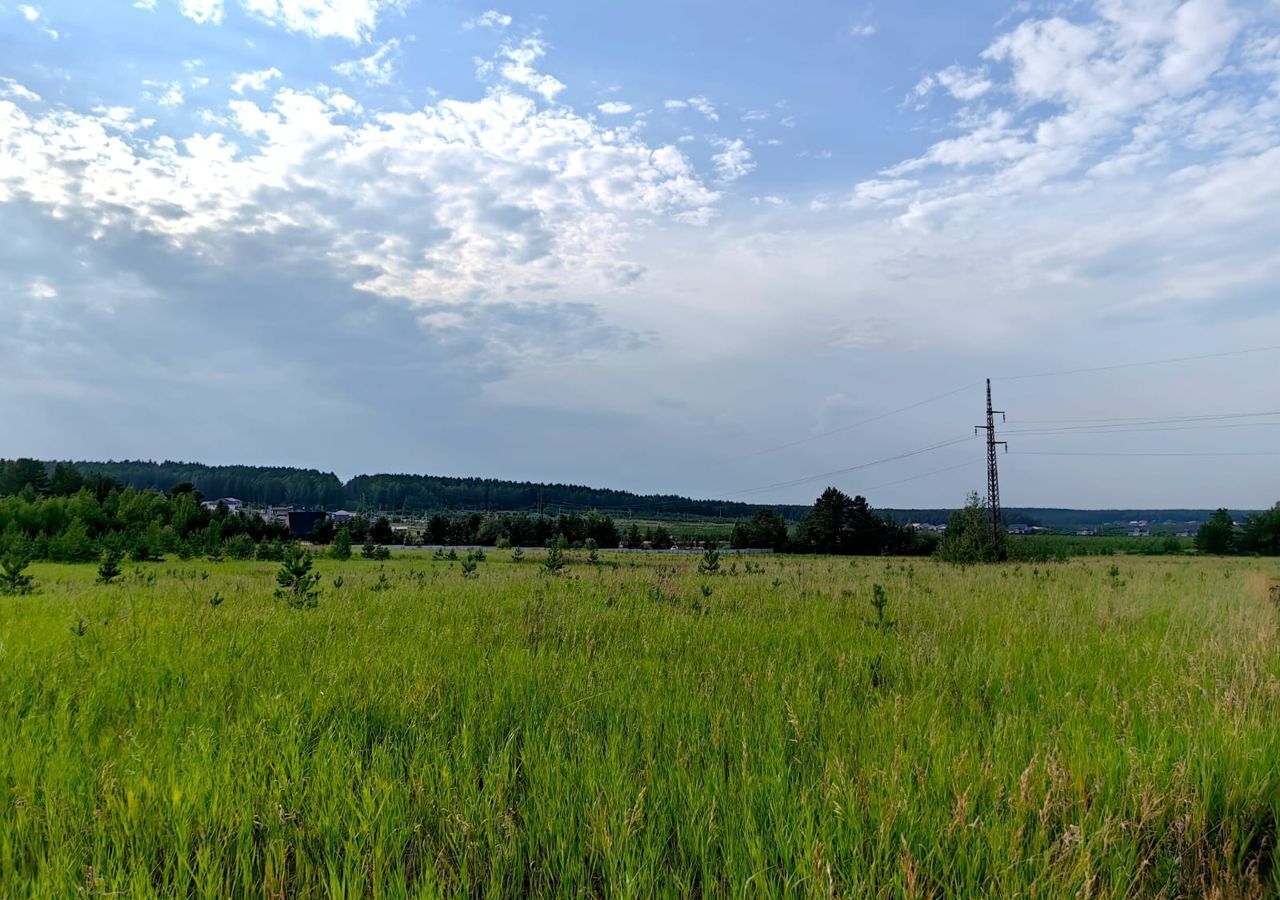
[1007, 533, 1195, 558]
[2, 553, 1277, 896]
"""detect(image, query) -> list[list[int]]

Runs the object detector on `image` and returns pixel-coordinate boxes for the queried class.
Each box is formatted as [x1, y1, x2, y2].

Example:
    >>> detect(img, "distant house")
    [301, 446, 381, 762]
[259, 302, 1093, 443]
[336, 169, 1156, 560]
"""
[330, 510, 358, 524]
[201, 497, 246, 513]
[1007, 524, 1031, 535]
[1128, 520, 1151, 537]
[263, 505, 293, 524]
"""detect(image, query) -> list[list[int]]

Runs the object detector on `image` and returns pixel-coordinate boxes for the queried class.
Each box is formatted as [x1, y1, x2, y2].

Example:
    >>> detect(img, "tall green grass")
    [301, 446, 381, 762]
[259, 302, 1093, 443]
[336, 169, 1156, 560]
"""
[1, 554, 1277, 896]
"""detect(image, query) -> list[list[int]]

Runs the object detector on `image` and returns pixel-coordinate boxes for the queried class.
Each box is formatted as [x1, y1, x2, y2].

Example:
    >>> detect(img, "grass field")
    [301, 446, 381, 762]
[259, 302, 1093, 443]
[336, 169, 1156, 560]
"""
[2, 552, 1278, 897]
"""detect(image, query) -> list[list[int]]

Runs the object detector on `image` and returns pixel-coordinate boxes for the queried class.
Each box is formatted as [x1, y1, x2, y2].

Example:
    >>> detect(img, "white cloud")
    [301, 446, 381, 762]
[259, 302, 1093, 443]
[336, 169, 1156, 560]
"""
[493, 37, 566, 102]
[16, 3, 58, 37]
[464, 9, 511, 30]
[179, 0, 224, 25]
[850, 23, 876, 37]
[239, 0, 404, 41]
[0, 78, 40, 102]
[687, 96, 718, 121]
[0, 73, 720, 311]
[597, 101, 632, 115]
[913, 65, 994, 103]
[334, 38, 401, 85]
[663, 96, 719, 121]
[846, 177, 919, 208]
[144, 80, 186, 107]
[711, 138, 755, 182]
[133, 0, 158, 8]
[879, 0, 1261, 226]
[28, 279, 58, 301]
[231, 67, 283, 94]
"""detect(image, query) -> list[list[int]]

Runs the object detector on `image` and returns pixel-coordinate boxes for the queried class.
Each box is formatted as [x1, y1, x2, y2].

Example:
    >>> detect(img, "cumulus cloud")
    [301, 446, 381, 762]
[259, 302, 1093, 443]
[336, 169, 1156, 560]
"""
[0, 78, 40, 102]
[231, 67, 283, 94]
[239, 0, 404, 41]
[144, 80, 186, 107]
[179, 0, 224, 25]
[597, 101, 632, 115]
[711, 138, 755, 182]
[912, 65, 993, 103]
[492, 37, 566, 102]
[0, 75, 718, 311]
[877, 0, 1261, 227]
[664, 96, 719, 121]
[688, 96, 719, 121]
[334, 38, 402, 85]
[464, 9, 511, 30]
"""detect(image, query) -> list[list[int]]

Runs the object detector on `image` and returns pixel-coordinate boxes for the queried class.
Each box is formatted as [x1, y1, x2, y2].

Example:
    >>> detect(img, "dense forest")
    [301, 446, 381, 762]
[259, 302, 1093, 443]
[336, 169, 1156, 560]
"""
[23, 459, 808, 519]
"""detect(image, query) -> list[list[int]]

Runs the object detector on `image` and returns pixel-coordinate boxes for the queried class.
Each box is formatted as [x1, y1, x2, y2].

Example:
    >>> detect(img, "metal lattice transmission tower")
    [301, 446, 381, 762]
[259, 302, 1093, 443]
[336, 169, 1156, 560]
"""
[974, 379, 1007, 543]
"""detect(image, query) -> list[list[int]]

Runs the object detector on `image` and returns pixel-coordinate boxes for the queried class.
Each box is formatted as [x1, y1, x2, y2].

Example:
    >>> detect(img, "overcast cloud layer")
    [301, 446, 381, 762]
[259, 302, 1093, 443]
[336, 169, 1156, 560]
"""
[2, 0, 1279, 508]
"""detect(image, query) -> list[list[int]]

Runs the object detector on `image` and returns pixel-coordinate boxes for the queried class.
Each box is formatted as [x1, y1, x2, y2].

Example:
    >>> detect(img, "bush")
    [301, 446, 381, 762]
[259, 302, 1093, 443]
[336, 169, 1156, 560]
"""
[330, 526, 353, 561]
[96, 549, 123, 585]
[274, 545, 321, 609]
[362, 541, 390, 561]
[938, 493, 1005, 564]
[0, 550, 34, 595]
[224, 534, 255, 560]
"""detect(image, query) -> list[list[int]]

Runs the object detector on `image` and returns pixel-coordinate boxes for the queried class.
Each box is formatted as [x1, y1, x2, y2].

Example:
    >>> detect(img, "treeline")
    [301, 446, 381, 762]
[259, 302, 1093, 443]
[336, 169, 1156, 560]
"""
[10, 459, 809, 519]
[0, 466, 293, 563]
[0, 461, 925, 562]
[1194, 506, 1280, 555]
[18, 460, 348, 508]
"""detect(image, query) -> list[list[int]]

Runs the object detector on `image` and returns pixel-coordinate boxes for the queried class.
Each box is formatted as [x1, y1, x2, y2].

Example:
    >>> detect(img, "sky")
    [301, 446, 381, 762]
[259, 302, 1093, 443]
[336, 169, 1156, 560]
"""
[2, 0, 1279, 509]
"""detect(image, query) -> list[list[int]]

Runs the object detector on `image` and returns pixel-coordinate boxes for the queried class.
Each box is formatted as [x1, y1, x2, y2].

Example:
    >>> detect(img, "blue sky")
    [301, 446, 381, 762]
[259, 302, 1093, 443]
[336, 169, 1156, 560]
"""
[2, 0, 1279, 508]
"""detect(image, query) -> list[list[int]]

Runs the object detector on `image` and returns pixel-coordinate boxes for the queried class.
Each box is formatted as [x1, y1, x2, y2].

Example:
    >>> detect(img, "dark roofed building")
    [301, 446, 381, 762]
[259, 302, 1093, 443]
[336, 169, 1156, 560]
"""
[285, 509, 329, 539]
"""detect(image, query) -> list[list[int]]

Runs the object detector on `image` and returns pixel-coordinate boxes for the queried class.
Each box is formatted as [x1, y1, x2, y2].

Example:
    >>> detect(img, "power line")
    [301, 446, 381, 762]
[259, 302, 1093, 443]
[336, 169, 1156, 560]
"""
[862, 458, 985, 492]
[1006, 421, 1280, 437]
[728, 434, 976, 497]
[996, 345, 1280, 382]
[1013, 450, 1280, 458]
[1008, 410, 1280, 426]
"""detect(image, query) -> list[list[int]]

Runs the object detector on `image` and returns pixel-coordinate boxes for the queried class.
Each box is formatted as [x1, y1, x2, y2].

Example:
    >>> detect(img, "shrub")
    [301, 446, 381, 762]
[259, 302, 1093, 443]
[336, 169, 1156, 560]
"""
[0, 551, 34, 596]
[330, 526, 353, 561]
[697, 543, 721, 575]
[938, 493, 1005, 564]
[543, 539, 567, 575]
[362, 541, 390, 561]
[96, 549, 123, 585]
[224, 534, 255, 560]
[274, 545, 321, 609]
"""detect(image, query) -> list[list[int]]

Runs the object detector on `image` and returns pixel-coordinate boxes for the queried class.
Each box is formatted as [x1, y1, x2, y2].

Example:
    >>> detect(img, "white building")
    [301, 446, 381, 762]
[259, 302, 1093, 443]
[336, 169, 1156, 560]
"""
[201, 497, 246, 513]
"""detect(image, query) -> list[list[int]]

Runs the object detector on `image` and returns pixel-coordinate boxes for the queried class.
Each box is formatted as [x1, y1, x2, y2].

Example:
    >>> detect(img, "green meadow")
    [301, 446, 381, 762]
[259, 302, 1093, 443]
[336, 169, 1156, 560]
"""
[2, 553, 1277, 897]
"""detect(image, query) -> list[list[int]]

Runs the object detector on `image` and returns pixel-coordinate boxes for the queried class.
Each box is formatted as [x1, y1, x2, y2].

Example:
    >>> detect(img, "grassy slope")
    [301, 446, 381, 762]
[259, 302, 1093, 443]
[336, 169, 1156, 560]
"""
[2, 554, 1278, 897]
